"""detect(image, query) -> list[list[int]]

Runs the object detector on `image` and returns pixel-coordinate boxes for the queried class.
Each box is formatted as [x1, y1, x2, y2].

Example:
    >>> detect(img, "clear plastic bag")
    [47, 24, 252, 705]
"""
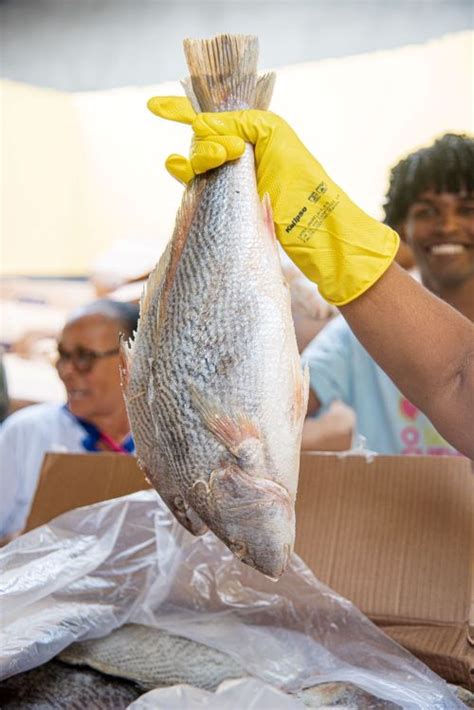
[128, 678, 305, 709]
[0, 490, 461, 708]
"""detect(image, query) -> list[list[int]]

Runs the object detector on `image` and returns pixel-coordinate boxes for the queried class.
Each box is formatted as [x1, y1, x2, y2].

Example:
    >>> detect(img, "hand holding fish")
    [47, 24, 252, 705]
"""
[148, 97, 400, 306]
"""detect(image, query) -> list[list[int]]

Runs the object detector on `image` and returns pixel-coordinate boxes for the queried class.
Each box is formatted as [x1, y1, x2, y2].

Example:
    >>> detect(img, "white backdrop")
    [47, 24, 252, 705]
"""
[1, 31, 472, 276]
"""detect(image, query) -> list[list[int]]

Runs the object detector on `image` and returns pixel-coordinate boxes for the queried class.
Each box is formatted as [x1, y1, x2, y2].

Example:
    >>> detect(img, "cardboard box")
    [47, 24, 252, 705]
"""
[294, 454, 473, 690]
[24, 452, 150, 532]
[24, 452, 473, 688]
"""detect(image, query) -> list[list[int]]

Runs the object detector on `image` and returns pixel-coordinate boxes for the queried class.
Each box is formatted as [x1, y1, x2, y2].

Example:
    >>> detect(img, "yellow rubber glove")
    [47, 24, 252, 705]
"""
[147, 96, 399, 306]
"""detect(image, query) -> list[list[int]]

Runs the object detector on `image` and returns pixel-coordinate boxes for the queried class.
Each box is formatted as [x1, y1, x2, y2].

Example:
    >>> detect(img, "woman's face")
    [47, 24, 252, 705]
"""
[56, 314, 124, 421]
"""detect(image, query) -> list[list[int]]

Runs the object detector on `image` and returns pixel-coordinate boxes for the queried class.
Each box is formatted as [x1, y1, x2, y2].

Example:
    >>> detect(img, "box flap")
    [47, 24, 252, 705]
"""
[24, 453, 472, 627]
[294, 454, 472, 627]
[381, 623, 473, 690]
[25, 452, 150, 531]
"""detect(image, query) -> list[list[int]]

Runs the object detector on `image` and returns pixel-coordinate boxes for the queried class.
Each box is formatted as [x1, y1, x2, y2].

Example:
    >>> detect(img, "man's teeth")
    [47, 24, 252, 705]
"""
[429, 243, 466, 255]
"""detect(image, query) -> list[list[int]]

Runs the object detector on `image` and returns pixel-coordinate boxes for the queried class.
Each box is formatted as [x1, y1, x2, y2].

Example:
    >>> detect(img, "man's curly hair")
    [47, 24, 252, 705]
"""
[383, 133, 474, 228]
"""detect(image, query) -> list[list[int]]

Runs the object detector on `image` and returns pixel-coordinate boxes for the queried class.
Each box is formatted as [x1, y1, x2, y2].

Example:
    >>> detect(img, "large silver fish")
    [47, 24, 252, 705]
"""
[121, 34, 308, 579]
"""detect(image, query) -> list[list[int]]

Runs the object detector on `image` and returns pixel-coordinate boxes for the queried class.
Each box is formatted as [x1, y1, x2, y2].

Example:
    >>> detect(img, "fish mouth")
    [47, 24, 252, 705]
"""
[191, 463, 295, 580]
[226, 512, 293, 579]
[230, 540, 292, 580]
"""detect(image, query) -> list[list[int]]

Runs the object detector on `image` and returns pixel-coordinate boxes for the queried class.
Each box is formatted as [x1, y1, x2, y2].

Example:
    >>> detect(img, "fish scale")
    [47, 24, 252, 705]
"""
[156, 157, 261, 470]
[122, 34, 308, 578]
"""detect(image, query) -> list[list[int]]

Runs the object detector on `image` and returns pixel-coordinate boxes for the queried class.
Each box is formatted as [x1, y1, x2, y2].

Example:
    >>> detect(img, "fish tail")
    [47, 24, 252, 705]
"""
[255, 72, 276, 110]
[183, 34, 274, 112]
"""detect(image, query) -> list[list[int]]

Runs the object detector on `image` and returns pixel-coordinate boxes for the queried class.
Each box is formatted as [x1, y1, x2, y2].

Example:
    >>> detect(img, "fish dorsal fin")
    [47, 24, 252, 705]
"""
[158, 179, 204, 324]
[118, 333, 133, 392]
[139, 177, 203, 334]
[140, 240, 173, 319]
[261, 193, 281, 265]
[292, 362, 310, 427]
[261, 193, 278, 242]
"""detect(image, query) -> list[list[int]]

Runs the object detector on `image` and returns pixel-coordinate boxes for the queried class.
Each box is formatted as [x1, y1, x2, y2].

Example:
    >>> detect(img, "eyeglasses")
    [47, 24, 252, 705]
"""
[55, 345, 120, 374]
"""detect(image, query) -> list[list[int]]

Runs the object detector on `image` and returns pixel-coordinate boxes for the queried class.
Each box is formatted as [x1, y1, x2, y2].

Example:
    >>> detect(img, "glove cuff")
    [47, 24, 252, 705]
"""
[322, 227, 400, 307]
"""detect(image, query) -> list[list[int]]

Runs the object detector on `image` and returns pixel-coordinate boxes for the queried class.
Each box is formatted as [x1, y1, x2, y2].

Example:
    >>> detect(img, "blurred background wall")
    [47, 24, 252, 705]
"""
[2, 0, 472, 90]
[1, 0, 473, 277]
[0, 0, 472, 408]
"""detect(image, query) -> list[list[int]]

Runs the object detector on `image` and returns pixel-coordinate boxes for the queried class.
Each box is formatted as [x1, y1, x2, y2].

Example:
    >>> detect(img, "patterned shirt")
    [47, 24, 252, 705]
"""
[301, 317, 461, 456]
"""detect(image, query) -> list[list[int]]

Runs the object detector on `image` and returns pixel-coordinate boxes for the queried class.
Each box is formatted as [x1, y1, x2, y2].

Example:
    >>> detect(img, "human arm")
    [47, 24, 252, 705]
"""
[306, 388, 320, 417]
[147, 99, 474, 456]
[301, 401, 355, 451]
[340, 262, 474, 457]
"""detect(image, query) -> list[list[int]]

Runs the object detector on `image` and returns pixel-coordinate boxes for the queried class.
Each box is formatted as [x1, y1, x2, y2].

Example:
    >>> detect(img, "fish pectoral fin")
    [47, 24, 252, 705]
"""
[190, 385, 261, 459]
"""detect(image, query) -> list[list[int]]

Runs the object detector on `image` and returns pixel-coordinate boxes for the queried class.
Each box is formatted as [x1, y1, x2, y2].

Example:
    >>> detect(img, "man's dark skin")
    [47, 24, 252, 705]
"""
[341, 261, 474, 457]
[306, 188, 474, 457]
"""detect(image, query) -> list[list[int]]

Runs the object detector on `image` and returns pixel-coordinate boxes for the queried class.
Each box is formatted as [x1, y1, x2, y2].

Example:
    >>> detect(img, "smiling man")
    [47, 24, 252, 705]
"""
[0, 300, 139, 538]
[302, 133, 473, 454]
[385, 135, 474, 322]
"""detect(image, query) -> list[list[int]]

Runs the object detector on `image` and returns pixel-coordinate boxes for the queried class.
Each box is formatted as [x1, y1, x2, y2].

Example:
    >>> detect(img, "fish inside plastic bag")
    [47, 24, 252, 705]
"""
[0, 490, 462, 709]
[59, 623, 247, 692]
[57, 624, 420, 707]
[128, 678, 305, 710]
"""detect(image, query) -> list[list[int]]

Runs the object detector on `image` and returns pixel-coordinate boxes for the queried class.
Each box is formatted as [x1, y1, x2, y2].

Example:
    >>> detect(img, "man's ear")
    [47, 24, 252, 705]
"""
[394, 224, 415, 270]
[396, 222, 407, 242]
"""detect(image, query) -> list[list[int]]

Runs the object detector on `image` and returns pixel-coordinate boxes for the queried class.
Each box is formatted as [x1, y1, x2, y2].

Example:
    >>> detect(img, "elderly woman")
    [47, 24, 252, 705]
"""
[0, 300, 139, 538]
